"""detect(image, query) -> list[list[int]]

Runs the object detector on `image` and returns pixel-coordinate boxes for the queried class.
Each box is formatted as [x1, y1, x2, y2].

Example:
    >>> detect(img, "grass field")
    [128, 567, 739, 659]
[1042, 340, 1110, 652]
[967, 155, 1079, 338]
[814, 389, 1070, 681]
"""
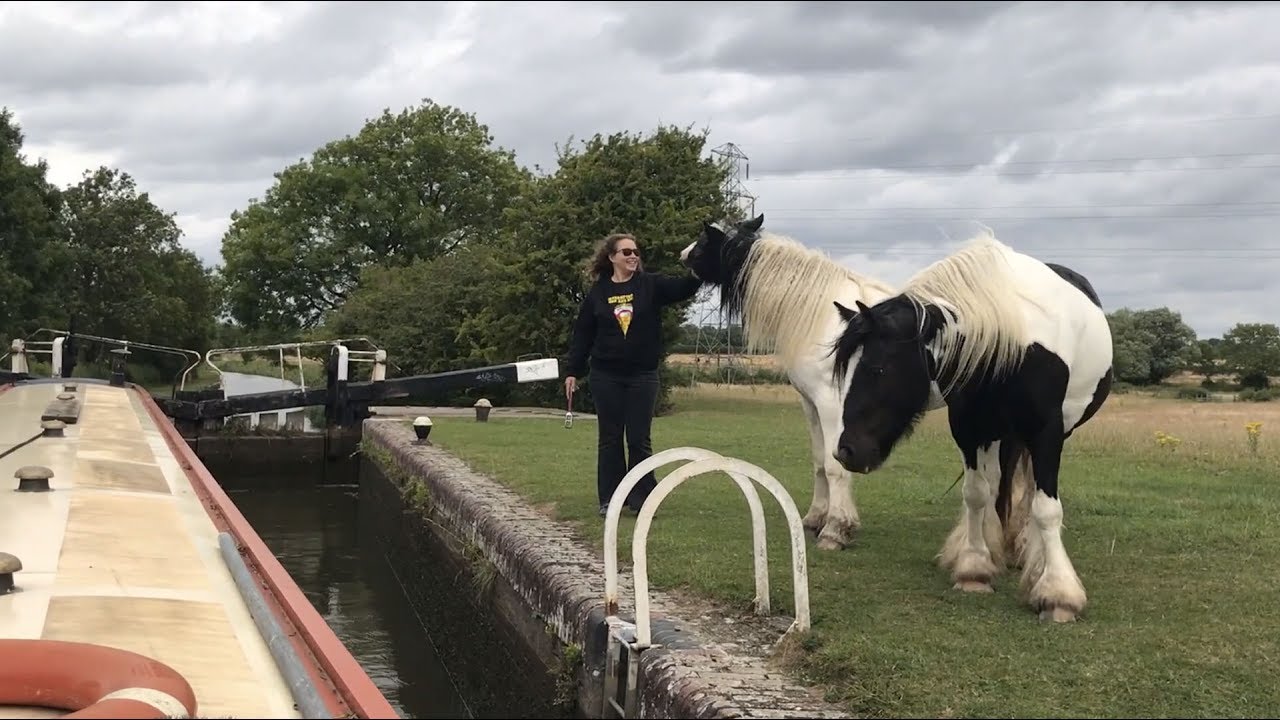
[423, 382, 1280, 718]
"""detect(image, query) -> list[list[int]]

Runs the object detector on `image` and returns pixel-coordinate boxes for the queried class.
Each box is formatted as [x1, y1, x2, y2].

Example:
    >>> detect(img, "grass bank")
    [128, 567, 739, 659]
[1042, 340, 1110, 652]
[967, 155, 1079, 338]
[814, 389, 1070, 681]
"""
[420, 383, 1280, 718]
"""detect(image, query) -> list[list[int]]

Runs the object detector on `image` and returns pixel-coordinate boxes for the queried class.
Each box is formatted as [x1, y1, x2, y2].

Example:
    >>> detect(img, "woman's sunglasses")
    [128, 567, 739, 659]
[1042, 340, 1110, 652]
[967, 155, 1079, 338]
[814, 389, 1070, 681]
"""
[617, 248, 640, 257]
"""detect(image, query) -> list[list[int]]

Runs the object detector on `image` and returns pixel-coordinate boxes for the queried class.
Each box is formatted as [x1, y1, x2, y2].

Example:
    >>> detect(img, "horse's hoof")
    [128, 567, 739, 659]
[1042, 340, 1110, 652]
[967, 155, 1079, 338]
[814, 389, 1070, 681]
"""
[802, 509, 827, 531]
[953, 580, 994, 594]
[815, 536, 846, 551]
[1039, 606, 1079, 623]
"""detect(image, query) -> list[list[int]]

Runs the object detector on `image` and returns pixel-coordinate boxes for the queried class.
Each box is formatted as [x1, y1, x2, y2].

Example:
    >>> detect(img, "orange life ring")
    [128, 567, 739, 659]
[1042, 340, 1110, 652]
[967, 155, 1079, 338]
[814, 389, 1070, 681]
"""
[0, 638, 198, 718]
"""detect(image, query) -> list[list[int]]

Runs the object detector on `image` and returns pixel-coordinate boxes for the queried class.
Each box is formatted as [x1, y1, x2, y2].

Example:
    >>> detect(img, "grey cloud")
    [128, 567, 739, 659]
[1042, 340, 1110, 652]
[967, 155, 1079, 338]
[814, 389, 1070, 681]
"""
[0, 12, 207, 92]
[598, 2, 717, 59]
[835, 1, 1021, 28]
[608, 1, 1017, 76]
[4, 0, 1277, 339]
[693, 25, 910, 77]
[215, 2, 448, 85]
[13, 82, 373, 182]
[756, 184, 1280, 338]
[646, 1, 1278, 180]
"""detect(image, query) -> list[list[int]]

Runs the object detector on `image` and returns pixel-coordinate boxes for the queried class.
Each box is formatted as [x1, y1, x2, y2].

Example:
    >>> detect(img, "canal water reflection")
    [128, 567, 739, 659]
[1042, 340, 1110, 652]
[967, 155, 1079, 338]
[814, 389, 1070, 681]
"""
[228, 483, 473, 719]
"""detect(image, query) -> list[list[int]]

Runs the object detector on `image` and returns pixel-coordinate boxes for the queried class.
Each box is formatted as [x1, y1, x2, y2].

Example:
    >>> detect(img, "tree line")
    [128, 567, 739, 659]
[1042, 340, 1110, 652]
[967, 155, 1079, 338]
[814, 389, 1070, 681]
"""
[676, 313, 1280, 393]
[3, 99, 1277, 411]
[1, 109, 219, 386]
[1106, 307, 1280, 392]
[1, 100, 740, 411]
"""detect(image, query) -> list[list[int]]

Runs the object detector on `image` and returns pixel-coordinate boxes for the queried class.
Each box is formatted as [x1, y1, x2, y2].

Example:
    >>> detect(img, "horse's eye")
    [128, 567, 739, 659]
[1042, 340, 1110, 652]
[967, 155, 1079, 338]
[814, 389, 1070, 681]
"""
[868, 365, 884, 375]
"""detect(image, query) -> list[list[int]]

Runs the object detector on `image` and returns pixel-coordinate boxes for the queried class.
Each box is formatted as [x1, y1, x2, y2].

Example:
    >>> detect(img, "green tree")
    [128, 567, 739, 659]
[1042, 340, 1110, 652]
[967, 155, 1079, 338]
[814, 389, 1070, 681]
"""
[317, 242, 503, 391]
[463, 124, 735, 413]
[1106, 307, 1198, 384]
[61, 166, 217, 365]
[0, 108, 70, 342]
[219, 98, 532, 335]
[1219, 323, 1280, 389]
[1137, 307, 1198, 383]
[1107, 309, 1156, 384]
[1190, 338, 1222, 384]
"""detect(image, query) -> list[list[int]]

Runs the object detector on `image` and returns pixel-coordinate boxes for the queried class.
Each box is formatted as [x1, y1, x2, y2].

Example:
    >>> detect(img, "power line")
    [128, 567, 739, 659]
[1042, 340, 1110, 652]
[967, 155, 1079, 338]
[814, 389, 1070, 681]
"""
[750, 162, 1280, 182]
[726, 110, 1280, 147]
[768, 200, 1280, 212]
[759, 212, 1280, 221]
[802, 240, 1280, 261]
[825, 248, 1280, 258]
[765, 150, 1280, 173]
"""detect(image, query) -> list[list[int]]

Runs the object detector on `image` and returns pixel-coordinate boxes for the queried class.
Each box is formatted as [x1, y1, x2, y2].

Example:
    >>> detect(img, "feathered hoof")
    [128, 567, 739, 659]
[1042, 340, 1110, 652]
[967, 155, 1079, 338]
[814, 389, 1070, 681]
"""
[815, 536, 846, 551]
[1023, 570, 1087, 623]
[816, 519, 858, 550]
[1038, 605, 1080, 623]
[953, 579, 994, 594]
[802, 511, 826, 536]
[950, 549, 998, 593]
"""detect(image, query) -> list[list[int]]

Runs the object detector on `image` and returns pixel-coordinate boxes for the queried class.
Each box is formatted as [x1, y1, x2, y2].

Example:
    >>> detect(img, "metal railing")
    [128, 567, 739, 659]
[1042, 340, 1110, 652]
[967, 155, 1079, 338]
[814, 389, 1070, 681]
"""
[197, 336, 387, 392]
[4, 328, 202, 393]
[599, 447, 812, 718]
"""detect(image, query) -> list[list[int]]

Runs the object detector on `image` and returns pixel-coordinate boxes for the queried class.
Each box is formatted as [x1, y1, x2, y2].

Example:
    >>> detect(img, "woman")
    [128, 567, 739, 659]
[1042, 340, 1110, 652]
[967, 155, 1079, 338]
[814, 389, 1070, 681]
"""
[564, 232, 704, 516]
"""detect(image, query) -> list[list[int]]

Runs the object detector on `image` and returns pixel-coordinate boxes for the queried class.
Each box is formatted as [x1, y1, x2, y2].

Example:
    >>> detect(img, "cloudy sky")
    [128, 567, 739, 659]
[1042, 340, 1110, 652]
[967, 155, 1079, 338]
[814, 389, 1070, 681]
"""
[3, 0, 1278, 338]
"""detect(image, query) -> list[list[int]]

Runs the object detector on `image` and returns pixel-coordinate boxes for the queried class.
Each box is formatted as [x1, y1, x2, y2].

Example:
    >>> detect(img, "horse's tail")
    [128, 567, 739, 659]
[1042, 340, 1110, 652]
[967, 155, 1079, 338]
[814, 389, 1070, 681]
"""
[996, 435, 1035, 568]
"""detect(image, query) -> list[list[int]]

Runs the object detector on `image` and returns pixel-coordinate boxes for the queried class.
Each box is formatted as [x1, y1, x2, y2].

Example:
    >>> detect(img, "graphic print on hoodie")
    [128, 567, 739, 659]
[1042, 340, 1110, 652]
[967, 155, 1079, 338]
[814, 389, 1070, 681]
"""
[608, 291, 634, 336]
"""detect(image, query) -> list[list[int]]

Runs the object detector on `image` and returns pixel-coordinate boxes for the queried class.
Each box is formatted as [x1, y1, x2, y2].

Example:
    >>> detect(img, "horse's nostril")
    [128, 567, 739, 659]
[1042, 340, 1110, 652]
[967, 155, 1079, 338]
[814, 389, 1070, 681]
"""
[834, 445, 854, 465]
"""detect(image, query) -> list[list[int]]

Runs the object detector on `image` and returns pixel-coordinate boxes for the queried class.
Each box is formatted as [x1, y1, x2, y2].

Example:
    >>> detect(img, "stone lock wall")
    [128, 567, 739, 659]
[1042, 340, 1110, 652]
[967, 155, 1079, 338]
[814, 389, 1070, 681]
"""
[359, 418, 847, 719]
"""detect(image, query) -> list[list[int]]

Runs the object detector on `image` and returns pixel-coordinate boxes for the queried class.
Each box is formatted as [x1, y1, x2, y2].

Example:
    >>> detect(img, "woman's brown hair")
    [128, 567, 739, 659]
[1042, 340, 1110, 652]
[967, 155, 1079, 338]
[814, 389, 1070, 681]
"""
[584, 232, 644, 282]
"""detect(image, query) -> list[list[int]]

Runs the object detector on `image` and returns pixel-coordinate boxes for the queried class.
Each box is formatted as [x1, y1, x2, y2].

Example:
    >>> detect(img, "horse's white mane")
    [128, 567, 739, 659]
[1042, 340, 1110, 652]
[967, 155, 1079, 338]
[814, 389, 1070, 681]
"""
[901, 229, 1032, 394]
[737, 231, 896, 367]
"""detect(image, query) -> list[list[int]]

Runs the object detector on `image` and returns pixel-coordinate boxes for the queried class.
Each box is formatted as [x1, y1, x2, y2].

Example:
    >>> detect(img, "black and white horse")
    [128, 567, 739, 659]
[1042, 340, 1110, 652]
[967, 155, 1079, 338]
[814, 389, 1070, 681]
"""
[829, 231, 1113, 622]
[679, 214, 947, 550]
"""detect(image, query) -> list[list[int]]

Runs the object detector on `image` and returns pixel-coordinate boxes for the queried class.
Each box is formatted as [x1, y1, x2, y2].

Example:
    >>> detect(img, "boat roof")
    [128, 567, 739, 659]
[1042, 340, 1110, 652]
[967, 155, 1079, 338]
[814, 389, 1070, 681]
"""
[0, 378, 398, 718]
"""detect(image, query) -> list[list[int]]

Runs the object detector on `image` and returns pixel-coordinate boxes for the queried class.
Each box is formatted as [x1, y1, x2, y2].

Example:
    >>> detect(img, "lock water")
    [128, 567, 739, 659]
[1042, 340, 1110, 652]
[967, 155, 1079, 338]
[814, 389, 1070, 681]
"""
[227, 482, 474, 719]
[215, 371, 472, 718]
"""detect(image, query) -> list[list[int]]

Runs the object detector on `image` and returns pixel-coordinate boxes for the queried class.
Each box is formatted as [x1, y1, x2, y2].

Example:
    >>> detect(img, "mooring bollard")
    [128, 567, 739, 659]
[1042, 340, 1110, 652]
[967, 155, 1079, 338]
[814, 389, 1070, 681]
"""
[413, 416, 432, 445]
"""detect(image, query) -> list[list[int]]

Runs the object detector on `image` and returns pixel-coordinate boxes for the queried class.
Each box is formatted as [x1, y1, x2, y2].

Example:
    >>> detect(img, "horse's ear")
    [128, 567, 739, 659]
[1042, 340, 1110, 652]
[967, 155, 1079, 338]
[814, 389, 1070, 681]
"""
[833, 301, 858, 324]
[742, 214, 764, 233]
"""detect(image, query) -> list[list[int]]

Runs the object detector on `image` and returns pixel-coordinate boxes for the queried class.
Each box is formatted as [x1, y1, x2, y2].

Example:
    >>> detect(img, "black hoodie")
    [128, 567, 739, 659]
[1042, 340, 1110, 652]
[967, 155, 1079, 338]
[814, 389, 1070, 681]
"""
[566, 271, 703, 377]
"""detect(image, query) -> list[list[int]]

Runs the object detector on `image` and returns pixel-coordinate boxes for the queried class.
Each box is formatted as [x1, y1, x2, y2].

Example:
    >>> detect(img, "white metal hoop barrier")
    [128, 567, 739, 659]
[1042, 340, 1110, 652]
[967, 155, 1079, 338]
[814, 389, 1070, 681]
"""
[598, 447, 812, 718]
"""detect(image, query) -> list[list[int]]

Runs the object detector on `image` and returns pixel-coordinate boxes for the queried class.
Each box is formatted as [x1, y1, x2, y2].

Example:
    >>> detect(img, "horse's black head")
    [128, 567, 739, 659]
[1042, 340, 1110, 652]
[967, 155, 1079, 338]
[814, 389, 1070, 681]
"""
[680, 213, 764, 285]
[829, 296, 944, 474]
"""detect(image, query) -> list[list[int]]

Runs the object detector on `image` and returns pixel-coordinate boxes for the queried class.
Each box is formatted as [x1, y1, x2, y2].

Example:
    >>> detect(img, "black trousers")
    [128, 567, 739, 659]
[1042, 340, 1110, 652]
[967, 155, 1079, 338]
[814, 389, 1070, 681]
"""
[589, 367, 660, 509]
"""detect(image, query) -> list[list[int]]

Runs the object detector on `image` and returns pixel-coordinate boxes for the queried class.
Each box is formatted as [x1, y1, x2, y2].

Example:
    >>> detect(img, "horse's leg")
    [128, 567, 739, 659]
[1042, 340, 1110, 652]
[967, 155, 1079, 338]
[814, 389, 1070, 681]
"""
[796, 392, 829, 536]
[1018, 416, 1087, 622]
[815, 387, 861, 550]
[937, 441, 1002, 592]
[996, 435, 1034, 569]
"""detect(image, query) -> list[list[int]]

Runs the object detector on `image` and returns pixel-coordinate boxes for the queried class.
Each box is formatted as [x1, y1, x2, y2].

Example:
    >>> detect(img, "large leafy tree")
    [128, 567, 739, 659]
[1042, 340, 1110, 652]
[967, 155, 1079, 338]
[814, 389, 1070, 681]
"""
[0, 108, 69, 341]
[1219, 323, 1280, 389]
[320, 242, 502, 376]
[461, 124, 736, 412]
[219, 98, 533, 335]
[60, 166, 217, 363]
[1106, 307, 1198, 385]
[2, 108, 218, 382]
